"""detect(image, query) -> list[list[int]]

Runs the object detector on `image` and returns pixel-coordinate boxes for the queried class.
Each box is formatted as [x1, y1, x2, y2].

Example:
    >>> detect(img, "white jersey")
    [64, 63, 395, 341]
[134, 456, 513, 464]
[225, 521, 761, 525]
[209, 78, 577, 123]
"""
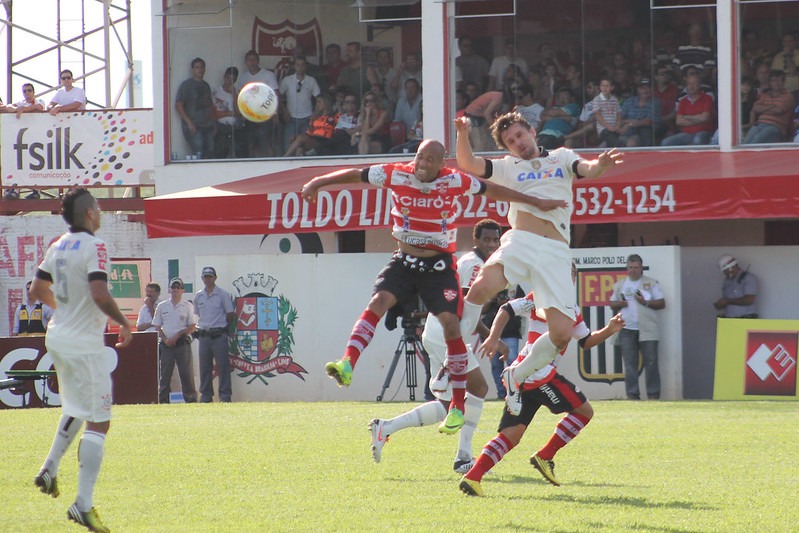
[490, 147, 583, 243]
[423, 249, 485, 341]
[38, 230, 109, 352]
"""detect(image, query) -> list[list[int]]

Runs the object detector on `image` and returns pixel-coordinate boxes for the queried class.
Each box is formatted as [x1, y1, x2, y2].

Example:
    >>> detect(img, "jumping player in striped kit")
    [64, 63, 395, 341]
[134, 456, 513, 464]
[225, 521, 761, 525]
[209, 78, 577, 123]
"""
[460, 282, 625, 496]
[300, 140, 566, 434]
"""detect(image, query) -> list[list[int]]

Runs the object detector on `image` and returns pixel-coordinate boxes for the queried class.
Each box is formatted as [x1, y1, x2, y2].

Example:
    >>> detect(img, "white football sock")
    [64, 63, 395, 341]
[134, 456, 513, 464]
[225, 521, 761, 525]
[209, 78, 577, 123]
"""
[76, 431, 106, 512]
[456, 393, 485, 461]
[513, 332, 558, 382]
[382, 401, 447, 436]
[42, 415, 82, 475]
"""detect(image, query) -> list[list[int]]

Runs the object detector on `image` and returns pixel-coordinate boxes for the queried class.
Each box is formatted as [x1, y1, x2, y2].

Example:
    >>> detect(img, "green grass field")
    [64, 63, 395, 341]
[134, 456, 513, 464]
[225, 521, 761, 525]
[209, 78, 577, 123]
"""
[3, 400, 798, 532]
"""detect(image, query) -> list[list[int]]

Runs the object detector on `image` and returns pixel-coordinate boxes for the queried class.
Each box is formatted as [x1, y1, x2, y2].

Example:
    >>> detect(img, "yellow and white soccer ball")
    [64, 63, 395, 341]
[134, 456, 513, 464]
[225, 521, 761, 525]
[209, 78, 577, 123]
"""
[237, 82, 278, 123]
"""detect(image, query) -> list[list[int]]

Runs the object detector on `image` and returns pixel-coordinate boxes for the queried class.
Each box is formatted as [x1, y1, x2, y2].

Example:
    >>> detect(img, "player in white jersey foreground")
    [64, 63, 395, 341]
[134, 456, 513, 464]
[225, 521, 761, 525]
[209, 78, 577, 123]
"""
[368, 219, 505, 473]
[453, 113, 623, 415]
[460, 281, 625, 496]
[30, 188, 132, 532]
[301, 140, 565, 434]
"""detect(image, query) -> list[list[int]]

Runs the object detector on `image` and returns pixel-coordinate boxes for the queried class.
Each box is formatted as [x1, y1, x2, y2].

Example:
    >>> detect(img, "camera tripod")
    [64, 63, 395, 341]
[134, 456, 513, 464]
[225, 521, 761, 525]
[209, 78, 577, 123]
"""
[376, 321, 429, 402]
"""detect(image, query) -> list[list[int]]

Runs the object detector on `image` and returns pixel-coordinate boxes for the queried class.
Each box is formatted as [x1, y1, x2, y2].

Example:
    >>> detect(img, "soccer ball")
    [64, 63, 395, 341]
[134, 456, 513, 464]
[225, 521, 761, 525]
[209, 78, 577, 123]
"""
[238, 82, 278, 123]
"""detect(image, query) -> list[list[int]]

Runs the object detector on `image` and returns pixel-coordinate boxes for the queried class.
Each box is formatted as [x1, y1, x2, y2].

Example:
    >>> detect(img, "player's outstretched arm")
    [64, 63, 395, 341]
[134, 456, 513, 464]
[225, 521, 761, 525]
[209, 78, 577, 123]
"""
[300, 168, 363, 203]
[580, 313, 625, 350]
[578, 147, 624, 180]
[482, 180, 568, 211]
[454, 117, 486, 176]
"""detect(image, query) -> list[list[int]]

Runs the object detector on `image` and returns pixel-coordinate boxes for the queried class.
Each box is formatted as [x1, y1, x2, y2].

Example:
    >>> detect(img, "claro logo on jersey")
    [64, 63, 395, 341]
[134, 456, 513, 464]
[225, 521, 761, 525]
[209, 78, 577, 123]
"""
[12, 127, 85, 170]
[230, 273, 307, 385]
[398, 195, 449, 209]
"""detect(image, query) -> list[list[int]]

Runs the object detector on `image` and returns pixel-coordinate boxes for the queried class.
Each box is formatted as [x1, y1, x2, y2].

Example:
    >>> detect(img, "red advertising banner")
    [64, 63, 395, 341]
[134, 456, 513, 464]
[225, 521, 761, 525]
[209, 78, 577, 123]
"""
[0, 332, 158, 409]
[145, 151, 799, 238]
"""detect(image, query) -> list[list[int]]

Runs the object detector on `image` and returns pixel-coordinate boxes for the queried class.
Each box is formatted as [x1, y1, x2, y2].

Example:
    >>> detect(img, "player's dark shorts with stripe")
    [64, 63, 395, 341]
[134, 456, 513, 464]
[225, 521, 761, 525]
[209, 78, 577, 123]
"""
[374, 250, 462, 316]
[498, 373, 587, 431]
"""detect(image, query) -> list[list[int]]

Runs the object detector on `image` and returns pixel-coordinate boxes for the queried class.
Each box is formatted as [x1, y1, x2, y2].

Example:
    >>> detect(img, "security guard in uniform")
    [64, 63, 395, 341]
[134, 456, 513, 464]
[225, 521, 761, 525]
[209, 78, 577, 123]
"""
[13, 280, 54, 335]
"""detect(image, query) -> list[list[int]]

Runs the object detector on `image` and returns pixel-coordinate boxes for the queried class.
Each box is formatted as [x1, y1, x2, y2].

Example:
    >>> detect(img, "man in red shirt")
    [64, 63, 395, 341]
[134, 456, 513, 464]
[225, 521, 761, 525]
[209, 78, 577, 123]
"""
[660, 74, 715, 146]
[300, 140, 565, 433]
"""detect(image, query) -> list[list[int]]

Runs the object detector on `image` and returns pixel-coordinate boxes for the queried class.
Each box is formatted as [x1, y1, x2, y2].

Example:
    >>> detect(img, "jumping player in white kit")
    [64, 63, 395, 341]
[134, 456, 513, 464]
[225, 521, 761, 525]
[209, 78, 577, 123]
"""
[453, 113, 623, 415]
[30, 187, 132, 532]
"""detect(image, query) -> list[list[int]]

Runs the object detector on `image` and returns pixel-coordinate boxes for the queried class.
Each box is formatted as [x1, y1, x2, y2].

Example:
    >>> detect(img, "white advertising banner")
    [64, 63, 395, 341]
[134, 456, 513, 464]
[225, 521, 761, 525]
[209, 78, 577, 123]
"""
[197, 247, 683, 403]
[0, 110, 154, 187]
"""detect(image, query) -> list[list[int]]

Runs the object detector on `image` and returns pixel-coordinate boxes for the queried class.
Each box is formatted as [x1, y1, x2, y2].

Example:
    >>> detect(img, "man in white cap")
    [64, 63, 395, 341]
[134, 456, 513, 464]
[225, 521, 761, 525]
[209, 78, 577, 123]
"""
[152, 277, 197, 403]
[714, 255, 758, 318]
[194, 267, 236, 402]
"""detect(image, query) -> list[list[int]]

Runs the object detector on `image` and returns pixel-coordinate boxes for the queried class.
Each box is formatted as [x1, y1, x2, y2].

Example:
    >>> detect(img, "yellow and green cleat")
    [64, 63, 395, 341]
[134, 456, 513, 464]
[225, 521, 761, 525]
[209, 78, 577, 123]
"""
[438, 407, 465, 434]
[459, 476, 484, 497]
[67, 504, 111, 532]
[325, 358, 353, 387]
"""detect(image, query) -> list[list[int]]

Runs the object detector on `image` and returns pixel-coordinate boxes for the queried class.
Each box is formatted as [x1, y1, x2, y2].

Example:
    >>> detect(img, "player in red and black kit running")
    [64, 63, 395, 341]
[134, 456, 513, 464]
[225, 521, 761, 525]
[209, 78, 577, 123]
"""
[459, 280, 625, 496]
[300, 140, 566, 434]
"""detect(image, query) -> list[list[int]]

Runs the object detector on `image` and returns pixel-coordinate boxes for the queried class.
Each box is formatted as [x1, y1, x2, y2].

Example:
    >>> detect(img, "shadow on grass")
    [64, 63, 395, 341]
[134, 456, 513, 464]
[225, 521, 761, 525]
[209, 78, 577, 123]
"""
[493, 524, 702, 533]
[495, 474, 717, 511]
[503, 490, 717, 511]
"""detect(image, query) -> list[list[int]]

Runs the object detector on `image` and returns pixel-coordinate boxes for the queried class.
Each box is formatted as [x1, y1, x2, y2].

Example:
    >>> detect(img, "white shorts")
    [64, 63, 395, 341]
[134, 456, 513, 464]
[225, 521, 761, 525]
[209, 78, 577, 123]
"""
[49, 348, 113, 422]
[422, 327, 481, 402]
[485, 229, 577, 321]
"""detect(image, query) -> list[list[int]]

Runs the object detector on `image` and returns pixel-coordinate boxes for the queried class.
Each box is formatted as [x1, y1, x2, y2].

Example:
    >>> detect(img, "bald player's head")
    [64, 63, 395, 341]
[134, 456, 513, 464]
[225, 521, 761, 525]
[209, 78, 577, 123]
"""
[412, 140, 446, 182]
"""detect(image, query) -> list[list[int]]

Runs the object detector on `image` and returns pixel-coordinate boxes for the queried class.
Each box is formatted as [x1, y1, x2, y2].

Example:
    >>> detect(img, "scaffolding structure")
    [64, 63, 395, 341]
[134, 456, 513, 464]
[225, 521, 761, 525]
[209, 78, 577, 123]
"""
[0, 0, 134, 109]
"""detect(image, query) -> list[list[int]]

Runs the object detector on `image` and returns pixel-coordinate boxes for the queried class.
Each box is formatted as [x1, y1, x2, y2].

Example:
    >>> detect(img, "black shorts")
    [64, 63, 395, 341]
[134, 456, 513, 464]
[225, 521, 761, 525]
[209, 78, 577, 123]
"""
[497, 374, 587, 431]
[374, 251, 462, 316]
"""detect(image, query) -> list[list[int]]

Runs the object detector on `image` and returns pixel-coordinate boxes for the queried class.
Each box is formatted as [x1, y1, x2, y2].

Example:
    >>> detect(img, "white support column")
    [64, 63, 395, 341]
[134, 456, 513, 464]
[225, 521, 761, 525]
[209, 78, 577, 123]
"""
[421, 0, 447, 145]
[716, 0, 734, 152]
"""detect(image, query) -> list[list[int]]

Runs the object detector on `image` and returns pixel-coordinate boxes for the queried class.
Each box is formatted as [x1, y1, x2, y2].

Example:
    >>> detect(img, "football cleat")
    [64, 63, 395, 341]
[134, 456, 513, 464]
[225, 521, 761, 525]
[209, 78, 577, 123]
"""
[531, 453, 560, 486]
[429, 365, 449, 393]
[501, 366, 522, 416]
[438, 407, 465, 434]
[453, 458, 475, 474]
[324, 357, 353, 387]
[454, 457, 492, 476]
[67, 504, 110, 532]
[34, 469, 59, 498]
[459, 476, 484, 497]
[369, 418, 388, 463]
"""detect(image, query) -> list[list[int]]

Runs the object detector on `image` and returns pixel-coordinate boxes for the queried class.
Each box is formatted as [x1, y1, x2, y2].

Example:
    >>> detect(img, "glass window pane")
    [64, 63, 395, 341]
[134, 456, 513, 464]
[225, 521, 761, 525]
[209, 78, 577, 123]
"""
[739, 1, 799, 145]
[167, 0, 421, 159]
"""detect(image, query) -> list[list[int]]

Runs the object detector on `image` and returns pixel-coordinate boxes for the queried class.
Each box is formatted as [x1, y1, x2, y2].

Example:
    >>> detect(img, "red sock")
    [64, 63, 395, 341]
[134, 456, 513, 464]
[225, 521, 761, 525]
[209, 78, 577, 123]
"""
[466, 433, 514, 482]
[537, 412, 591, 461]
[343, 309, 379, 368]
[445, 337, 468, 412]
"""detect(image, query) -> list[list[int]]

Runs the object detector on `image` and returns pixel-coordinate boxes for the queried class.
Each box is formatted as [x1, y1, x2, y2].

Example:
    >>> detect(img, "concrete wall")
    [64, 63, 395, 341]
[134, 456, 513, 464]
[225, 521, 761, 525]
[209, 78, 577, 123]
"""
[4, 213, 797, 400]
